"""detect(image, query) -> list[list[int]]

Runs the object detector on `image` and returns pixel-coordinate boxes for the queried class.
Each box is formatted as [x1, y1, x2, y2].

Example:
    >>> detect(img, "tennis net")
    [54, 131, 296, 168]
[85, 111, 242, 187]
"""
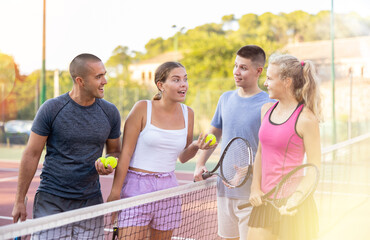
[316, 132, 370, 238]
[0, 178, 218, 240]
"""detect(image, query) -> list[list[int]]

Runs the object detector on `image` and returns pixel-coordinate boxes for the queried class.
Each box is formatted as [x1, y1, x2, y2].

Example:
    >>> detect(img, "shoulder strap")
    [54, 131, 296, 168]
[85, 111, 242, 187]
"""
[264, 101, 278, 119]
[146, 100, 152, 126]
[181, 103, 188, 130]
[292, 103, 305, 131]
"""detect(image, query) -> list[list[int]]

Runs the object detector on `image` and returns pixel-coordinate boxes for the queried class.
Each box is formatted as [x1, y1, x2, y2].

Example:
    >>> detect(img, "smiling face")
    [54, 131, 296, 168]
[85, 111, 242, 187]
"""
[264, 63, 287, 99]
[233, 55, 262, 89]
[158, 67, 188, 102]
[80, 61, 107, 99]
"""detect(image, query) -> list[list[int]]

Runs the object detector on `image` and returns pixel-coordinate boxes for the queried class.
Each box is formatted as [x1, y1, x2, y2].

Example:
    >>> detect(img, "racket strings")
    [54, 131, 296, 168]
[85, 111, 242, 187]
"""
[273, 176, 302, 208]
[221, 139, 252, 186]
[273, 165, 318, 209]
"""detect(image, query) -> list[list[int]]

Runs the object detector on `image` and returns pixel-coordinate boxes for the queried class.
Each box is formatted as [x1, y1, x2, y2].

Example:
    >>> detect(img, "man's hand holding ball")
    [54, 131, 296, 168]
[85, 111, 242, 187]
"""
[95, 156, 118, 175]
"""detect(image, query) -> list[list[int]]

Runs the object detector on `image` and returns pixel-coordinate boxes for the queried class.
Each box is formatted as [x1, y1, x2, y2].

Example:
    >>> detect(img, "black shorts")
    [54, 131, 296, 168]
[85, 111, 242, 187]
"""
[32, 191, 104, 239]
[248, 195, 319, 240]
[33, 191, 103, 218]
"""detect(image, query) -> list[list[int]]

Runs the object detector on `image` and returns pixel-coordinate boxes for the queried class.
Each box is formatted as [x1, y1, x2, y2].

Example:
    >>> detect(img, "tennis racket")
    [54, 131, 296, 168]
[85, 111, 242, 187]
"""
[238, 163, 319, 211]
[202, 137, 253, 188]
[111, 226, 118, 240]
[111, 213, 118, 240]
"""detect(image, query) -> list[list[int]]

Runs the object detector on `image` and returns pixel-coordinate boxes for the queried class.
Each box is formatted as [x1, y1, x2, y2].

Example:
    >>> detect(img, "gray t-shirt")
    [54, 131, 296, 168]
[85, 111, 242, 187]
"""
[32, 92, 121, 199]
[211, 90, 275, 199]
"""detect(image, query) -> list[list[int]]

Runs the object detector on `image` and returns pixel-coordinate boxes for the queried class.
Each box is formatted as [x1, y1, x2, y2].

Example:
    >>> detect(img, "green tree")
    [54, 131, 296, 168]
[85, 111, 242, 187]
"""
[144, 37, 168, 59]
[311, 11, 331, 40]
[102, 10, 370, 128]
[335, 12, 370, 38]
[232, 13, 260, 41]
[104, 46, 154, 120]
[284, 11, 313, 42]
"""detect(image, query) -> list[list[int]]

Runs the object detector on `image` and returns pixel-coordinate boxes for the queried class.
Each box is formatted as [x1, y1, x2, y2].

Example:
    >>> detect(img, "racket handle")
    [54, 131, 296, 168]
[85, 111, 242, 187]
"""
[237, 202, 252, 210]
[202, 172, 212, 180]
[112, 227, 118, 240]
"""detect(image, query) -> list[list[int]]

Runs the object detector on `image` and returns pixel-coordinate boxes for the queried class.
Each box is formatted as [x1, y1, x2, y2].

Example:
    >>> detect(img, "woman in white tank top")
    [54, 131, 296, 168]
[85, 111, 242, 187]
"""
[107, 62, 217, 240]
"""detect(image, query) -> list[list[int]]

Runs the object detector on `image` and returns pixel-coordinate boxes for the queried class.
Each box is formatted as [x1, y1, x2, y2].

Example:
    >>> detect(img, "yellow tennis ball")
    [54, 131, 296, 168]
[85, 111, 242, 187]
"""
[205, 134, 216, 146]
[106, 156, 117, 169]
[97, 157, 107, 167]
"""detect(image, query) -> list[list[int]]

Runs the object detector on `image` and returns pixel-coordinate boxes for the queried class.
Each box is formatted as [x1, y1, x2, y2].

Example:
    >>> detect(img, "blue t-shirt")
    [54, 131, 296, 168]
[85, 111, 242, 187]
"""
[32, 92, 121, 199]
[211, 90, 275, 199]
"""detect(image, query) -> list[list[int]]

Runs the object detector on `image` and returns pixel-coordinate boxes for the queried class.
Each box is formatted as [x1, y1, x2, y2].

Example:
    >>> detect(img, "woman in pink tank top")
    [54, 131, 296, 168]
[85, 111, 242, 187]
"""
[247, 54, 322, 240]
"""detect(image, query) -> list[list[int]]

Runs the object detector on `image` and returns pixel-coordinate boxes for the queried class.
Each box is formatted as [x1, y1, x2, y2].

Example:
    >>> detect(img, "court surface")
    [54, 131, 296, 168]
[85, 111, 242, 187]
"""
[0, 159, 198, 227]
[1, 141, 369, 239]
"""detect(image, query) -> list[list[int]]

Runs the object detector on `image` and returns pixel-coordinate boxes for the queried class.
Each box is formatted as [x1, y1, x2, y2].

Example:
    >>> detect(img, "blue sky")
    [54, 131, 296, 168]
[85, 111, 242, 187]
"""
[0, 0, 369, 74]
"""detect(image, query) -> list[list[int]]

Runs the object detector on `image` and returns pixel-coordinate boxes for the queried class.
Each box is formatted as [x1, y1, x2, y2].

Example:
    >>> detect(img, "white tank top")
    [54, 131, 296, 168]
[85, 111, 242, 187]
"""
[129, 100, 188, 172]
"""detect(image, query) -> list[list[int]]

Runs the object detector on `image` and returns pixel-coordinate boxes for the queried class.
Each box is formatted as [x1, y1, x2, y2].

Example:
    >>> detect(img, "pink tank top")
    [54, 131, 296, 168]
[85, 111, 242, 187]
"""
[259, 102, 305, 194]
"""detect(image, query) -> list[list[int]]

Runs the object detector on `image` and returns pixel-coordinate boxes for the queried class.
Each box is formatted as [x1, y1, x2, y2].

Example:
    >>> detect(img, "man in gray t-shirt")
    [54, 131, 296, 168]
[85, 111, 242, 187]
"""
[194, 45, 275, 240]
[12, 53, 121, 239]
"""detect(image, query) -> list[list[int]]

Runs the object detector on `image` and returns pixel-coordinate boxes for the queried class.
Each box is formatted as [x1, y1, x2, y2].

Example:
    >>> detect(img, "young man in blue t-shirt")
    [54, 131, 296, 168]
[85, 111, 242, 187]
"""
[194, 45, 275, 240]
[12, 53, 121, 239]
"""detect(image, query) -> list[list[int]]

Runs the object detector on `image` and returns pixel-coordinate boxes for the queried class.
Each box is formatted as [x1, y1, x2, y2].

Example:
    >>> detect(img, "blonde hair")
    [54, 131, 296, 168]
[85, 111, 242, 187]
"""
[152, 61, 185, 100]
[269, 54, 322, 121]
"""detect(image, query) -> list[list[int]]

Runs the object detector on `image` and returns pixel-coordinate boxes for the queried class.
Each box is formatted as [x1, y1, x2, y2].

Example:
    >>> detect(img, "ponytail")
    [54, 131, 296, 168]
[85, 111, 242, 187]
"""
[153, 91, 162, 100]
[269, 54, 322, 121]
[301, 61, 322, 121]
